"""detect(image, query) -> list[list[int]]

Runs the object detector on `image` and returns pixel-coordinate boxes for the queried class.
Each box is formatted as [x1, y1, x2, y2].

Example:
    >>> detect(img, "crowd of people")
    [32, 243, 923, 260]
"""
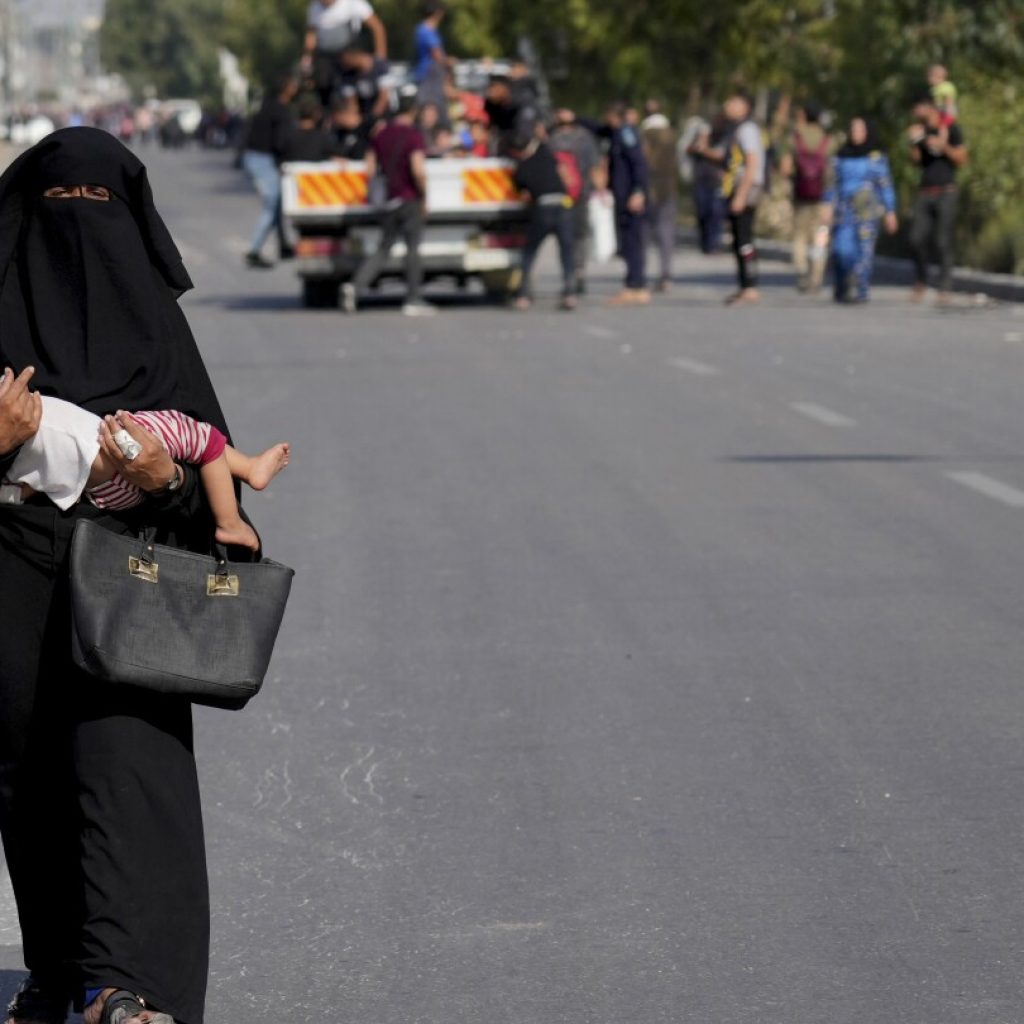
[681, 64, 967, 306]
[236, 1, 970, 312]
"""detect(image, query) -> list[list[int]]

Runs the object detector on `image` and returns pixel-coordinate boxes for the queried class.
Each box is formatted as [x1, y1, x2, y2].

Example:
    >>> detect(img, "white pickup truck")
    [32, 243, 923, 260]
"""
[281, 157, 529, 307]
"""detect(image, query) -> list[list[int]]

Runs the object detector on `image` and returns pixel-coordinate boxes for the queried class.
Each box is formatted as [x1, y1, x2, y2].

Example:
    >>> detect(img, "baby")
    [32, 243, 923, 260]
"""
[928, 64, 958, 125]
[0, 383, 288, 551]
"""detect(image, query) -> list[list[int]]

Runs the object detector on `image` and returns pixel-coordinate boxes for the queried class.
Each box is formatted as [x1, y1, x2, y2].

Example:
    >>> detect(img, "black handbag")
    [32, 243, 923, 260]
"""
[69, 519, 294, 710]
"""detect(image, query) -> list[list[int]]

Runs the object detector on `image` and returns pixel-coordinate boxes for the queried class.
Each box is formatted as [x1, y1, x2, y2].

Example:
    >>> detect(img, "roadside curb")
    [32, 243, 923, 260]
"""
[755, 236, 1024, 304]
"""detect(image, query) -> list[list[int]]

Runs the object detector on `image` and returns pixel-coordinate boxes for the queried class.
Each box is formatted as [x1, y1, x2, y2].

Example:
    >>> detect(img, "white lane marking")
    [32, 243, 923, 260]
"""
[945, 471, 1024, 508]
[0, 857, 21, 942]
[583, 325, 615, 339]
[1004, 331, 1023, 343]
[790, 402, 857, 428]
[668, 357, 721, 377]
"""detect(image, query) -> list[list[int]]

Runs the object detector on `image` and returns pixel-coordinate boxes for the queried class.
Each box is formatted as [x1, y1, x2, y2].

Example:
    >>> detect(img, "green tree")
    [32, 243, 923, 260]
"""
[220, 0, 307, 87]
[101, 0, 224, 102]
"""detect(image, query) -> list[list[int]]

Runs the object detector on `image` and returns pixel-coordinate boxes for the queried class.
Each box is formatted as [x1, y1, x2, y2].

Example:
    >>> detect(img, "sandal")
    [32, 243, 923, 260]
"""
[98, 991, 173, 1024]
[5, 975, 71, 1024]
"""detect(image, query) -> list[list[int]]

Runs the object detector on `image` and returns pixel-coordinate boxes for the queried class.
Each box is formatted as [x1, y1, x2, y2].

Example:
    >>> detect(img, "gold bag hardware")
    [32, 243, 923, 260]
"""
[128, 555, 159, 584]
[207, 572, 240, 597]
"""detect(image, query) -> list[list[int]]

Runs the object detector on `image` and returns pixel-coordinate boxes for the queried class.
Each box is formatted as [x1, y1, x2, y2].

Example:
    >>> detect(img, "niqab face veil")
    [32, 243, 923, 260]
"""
[0, 127, 228, 437]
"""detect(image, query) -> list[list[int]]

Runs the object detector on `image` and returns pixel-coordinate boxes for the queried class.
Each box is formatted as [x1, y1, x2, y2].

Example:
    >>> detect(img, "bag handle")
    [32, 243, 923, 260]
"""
[129, 529, 241, 595]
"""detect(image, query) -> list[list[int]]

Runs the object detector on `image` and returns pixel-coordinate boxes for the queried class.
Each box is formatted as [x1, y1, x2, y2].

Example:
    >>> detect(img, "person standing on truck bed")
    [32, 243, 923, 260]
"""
[284, 94, 345, 162]
[415, 2, 453, 124]
[341, 94, 436, 317]
[330, 94, 372, 160]
[485, 75, 539, 156]
[241, 74, 299, 269]
[301, 0, 389, 108]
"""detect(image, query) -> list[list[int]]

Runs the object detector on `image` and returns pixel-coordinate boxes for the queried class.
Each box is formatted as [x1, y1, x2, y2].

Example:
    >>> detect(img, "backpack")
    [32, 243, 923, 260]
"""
[555, 149, 584, 203]
[793, 132, 829, 201]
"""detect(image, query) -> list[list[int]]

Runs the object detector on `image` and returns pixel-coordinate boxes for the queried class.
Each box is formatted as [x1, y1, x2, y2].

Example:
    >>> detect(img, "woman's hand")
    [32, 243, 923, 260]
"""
[0, 366, 42, 455]
[98, 411, 177, 493]
[884, 211, 899, 235]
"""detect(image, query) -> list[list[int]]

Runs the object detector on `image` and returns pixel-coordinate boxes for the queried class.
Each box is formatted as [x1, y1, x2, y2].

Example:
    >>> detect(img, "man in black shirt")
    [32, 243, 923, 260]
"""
[330, 94, 372, 159]
[908, 97, 967, 302]
[284, 94, 344, 162]
[485, 75, 540, 156]
[241, 75, 299, 267]
[511, 133, 576, 311]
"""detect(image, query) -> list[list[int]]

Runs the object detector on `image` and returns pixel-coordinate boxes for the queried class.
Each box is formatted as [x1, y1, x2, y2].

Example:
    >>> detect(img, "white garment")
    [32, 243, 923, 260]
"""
[735, 120, 767, 188]
[5, 396, 102, 511]
[640, 113, 670, 131]
[307, 0, 374, 51]
[588, 193, 617, 264]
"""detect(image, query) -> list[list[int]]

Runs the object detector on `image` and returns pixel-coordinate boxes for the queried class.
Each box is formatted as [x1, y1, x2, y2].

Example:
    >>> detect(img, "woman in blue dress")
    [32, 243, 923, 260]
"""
[824, 117, 899, 303]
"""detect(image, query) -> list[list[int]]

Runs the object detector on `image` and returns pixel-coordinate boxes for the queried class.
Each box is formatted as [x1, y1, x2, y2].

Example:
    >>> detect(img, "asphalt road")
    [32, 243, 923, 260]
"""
[4, 148, 1024, 1024]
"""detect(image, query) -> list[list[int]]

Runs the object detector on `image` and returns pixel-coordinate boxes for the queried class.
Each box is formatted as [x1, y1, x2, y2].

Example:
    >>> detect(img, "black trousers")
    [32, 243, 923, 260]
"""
[570, 197, 590, 280]
[729, 205, 759, 290]
[518, 202, 575, 299]
[910, 188, 957, 292]
[353, 200, 424, 301]
[0, 501, 209, 1024]
[616, 208, 647, 290]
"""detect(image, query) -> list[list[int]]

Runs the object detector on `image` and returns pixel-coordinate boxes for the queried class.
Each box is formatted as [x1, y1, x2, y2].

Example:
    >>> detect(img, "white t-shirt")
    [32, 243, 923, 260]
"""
[307, 0, 374, 52]
[734, 120, 766, 188]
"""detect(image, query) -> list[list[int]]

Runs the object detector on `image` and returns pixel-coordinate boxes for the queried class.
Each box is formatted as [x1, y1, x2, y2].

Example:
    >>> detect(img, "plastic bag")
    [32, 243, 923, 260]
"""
[588, 193, 617, 264]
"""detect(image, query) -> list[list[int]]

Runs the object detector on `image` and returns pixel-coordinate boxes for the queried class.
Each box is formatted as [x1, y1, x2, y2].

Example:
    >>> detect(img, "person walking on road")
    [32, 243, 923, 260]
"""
[604, 102, 650, 306]
[342, 95, 435, 316]
[550, 109, 602, 295]
[823, 116, 898, 304]
[641, 101, 679, 292]
[720, 93, 764, 306]
[907, 96, 967, 304]
[780, 101, 832, 293]
[510, 132, 577, 311]
[241, 75, 298, 269]
[0, 127, 241, 1024]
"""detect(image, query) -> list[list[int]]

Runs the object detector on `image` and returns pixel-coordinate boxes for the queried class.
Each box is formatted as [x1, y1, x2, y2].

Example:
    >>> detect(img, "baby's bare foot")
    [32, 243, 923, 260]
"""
[247, 443, 290, 491]
[216, 519, 260, 552]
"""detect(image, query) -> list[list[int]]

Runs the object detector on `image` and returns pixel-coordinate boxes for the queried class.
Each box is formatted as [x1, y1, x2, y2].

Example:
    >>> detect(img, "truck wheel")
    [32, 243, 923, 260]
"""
[302, 279, 340, 309]
[482, 269, 520, 304]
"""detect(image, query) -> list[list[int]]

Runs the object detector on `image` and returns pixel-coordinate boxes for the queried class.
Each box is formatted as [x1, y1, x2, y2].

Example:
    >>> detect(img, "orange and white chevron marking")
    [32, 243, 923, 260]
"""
[296, 170, 369, 208]
[462, 167, 520, 204]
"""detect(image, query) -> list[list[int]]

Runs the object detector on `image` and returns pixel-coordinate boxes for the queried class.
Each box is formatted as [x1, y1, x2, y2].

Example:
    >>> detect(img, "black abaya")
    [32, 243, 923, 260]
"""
[0, 128, 227, 1024]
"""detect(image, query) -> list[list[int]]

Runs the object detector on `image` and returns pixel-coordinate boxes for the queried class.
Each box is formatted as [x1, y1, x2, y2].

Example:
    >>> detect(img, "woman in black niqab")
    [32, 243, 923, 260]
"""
[0, 126, 226, 435]
[0, 129, 222, 1024]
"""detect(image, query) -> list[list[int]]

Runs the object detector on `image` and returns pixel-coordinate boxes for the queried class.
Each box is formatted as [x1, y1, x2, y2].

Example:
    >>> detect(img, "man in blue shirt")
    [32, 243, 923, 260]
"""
[415, 2, 450, 116]
[604, 102, 650, 305]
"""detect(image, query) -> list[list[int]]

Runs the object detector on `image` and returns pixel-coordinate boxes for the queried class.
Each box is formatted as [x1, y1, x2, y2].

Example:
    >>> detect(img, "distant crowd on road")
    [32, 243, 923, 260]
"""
[235, 0, 970, 313]
[19, 0, 969, 315]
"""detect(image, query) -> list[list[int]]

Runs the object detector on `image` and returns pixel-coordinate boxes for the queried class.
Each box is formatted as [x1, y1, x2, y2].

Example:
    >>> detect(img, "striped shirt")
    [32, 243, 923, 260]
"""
[88, 409, 226, 511]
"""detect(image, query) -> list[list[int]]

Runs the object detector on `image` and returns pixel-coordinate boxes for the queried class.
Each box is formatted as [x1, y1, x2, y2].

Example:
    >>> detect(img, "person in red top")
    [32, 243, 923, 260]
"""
[342, 95, 436, 316]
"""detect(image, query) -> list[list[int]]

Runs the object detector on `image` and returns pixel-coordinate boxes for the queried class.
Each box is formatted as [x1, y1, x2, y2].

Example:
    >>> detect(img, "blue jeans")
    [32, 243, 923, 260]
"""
[693, 180, 726, 253]
[242, 150, 287, 256]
